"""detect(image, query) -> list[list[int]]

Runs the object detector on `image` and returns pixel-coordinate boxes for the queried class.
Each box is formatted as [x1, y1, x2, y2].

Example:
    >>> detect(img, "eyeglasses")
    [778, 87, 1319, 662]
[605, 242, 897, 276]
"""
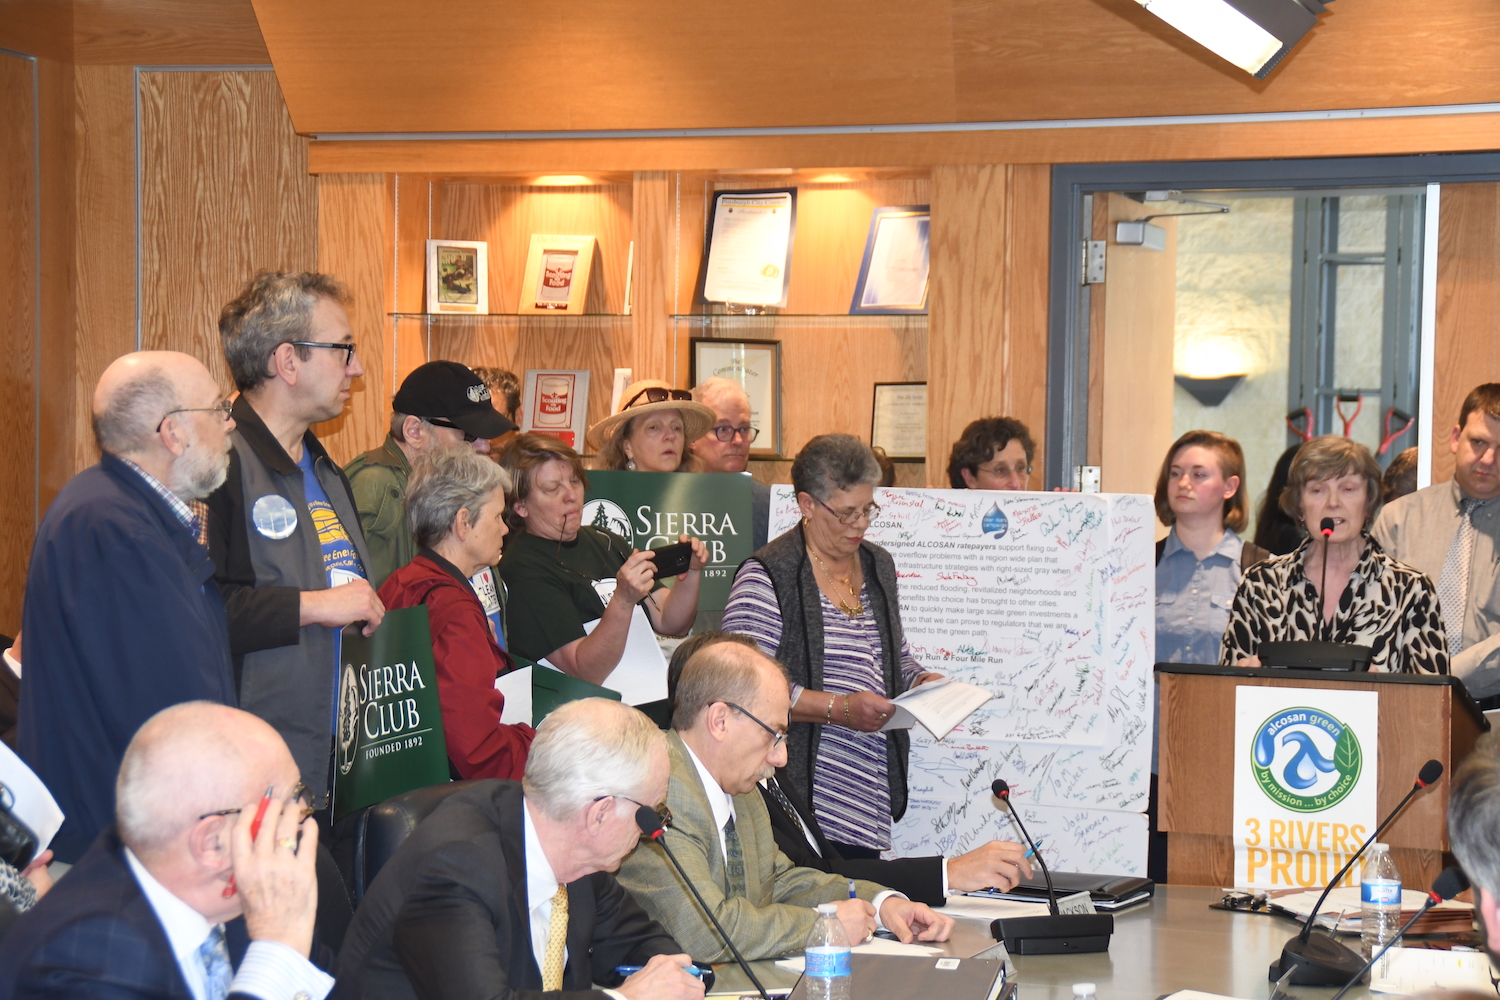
[708, 424, 759, 443]
[156, 398, 234, 433]
[198, 782, 315, 823]
[624, 386, 693, 409]
[724, 702, 788, 748]
[975, 462, 1032, 479]
[289, 341, 358, 366]
[426, 417, 478, 444]
[595, 794, 673, 829]
[813, 497, 882, 526]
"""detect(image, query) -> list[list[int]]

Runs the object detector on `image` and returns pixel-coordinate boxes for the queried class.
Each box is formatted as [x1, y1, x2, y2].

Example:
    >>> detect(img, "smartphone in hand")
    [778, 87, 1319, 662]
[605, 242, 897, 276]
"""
[649, 541, 694, 579]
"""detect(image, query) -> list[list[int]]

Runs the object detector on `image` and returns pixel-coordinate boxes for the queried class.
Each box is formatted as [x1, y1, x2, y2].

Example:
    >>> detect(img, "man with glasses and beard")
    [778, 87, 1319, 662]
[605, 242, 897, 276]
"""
[617, 640, 953, 961]
[21, 351, 239, 862]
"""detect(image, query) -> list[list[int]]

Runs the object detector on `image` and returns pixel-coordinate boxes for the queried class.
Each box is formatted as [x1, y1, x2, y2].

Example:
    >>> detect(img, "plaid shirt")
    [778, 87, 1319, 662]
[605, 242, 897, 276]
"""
[118, 459, 207, 546]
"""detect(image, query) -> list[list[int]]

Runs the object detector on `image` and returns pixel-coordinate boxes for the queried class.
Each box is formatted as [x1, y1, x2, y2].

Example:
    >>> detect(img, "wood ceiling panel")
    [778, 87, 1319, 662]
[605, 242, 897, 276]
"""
[74, 0, 270, 65]
[252, 0, 956, 134]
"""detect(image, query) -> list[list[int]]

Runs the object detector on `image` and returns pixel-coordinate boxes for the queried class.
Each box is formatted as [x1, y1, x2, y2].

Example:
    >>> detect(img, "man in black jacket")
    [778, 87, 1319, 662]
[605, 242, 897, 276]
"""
[335, 698, 703, 1000]
[669, 633, 1032, 905]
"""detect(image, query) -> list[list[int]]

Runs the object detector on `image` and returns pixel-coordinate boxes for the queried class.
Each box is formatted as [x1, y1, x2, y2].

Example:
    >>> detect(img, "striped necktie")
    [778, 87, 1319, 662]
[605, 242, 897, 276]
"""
[542, 883, 568, 991]
[764, 779, 821, 857]
[1438, 498, 1481, 656]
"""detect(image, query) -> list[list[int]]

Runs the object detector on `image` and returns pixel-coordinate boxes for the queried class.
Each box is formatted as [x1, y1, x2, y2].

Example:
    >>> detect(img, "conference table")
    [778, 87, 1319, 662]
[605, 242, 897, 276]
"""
[711, 886, 1392, 1000]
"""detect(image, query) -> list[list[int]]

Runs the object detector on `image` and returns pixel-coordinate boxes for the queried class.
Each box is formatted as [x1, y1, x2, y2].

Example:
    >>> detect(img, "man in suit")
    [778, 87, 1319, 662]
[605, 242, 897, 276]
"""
[666, 632, 1031, 906]
[0, 701, 332, 999]
[22, 351, 238, 861]
[334, 699, 704, 1000]
[618, 641, 954, 961]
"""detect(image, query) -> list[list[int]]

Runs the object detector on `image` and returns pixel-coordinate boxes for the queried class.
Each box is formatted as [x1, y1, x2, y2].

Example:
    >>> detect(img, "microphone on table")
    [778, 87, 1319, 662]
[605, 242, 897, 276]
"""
[635, 805, 769, 1000]
[1319, 517, 1336, 640]
[1272, 759, 1445, 985]
[987, 779, 1113, 954]
[1329, 866, 1469, 1000]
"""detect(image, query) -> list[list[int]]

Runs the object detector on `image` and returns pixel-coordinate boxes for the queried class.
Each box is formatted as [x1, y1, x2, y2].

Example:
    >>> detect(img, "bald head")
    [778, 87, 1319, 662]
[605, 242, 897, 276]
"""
[672, 641, 787, 731]
[692, 376, 750, 411]
[93, 351, 220, 457]
[116, 702, 296, 858]
[689, 377, 754, 473]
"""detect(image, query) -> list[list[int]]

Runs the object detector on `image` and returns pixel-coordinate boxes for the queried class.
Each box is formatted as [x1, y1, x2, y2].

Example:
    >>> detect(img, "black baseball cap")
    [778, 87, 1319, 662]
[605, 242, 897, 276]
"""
[393, 361, 518, 439]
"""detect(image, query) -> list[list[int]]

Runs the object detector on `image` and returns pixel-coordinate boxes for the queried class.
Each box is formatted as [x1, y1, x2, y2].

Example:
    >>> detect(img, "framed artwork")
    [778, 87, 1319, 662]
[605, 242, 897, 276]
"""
[871, 382, 928, 460]
[520, 235, 597, 314]
[425, 239, 489, 314]
[520, 369, 591, 451]
[699, 189, 797, 308]
[689, 338, 783, 458]
[850, 206, 930, 314]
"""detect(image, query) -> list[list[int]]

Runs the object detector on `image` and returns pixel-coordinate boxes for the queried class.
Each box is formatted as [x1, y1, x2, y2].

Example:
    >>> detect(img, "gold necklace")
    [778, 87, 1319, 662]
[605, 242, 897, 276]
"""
[808, 547, 864, 617]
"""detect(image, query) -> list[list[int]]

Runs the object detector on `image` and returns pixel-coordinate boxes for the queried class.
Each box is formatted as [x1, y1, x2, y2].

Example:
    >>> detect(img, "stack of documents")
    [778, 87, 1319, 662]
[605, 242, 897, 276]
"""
[1266, 887, 1473, 936]
[878, 679, 993, 740]
[774, 938, 945, 973]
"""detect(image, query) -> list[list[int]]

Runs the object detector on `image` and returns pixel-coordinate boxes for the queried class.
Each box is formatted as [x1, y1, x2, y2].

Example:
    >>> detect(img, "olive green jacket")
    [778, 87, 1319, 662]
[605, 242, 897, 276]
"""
[344, 435, 414, 590]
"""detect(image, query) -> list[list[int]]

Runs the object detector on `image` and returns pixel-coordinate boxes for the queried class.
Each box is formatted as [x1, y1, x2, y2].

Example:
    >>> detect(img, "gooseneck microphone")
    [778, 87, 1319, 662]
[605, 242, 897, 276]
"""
[635, 805, 770, 1000]
[992, 780, 1059, 916]
[1328, 866, 1469, 1000]
[1319, 517, 1336, 640]
[1272, 759, 1444, 985]
[987, 779, 1113, 954]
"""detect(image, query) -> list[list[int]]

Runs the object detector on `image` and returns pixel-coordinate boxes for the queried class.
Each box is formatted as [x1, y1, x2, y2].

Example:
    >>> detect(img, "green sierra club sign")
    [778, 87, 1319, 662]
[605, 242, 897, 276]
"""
[333, 606, 451, 821]
[583, 472, 754, 612]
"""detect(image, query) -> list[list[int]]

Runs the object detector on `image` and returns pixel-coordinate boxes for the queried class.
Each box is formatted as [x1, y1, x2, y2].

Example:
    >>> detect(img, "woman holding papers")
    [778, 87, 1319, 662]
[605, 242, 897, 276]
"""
[1220, 436, 1448, 674]
[723, 434, 941, 860]
[378, 447, 535, 781]
[589, 378, 716, 472]
[496, 434, 706, 684]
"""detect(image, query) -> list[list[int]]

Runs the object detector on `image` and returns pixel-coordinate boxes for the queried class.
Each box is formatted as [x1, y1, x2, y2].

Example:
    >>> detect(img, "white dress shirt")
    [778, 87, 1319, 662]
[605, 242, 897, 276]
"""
[679, 743, 904, 927]
[124, 848, 333, 1000]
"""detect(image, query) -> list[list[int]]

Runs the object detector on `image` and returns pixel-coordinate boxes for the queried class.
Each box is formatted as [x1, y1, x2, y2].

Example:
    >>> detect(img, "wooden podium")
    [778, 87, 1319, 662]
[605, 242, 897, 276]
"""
[1157, 664, 1487, 890]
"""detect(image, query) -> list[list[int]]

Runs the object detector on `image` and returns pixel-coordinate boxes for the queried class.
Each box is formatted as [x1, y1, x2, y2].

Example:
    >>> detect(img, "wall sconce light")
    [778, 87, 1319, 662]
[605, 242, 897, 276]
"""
[1130, 0, 1330, 79]
[1175, 374, 1246, 407]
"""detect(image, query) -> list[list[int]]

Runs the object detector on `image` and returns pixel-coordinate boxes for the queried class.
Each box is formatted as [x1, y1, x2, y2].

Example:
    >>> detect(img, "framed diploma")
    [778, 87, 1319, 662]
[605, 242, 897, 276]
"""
[521, 369, 591, 451]
[871, 382, 928, 460]
[688, 338, 783, 458]
[520, 235, 597, 314]
[425, 239, 489, 314]
[700, 189, 796, 308]
[850, 206, 930, 314]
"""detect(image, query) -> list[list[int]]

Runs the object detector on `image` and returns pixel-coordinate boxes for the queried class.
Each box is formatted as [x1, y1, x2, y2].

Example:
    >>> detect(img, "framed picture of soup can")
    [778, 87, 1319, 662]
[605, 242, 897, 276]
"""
[519, 235, 597, 314]
[521, 369, 592, 451]
[425, 239, 489, 314]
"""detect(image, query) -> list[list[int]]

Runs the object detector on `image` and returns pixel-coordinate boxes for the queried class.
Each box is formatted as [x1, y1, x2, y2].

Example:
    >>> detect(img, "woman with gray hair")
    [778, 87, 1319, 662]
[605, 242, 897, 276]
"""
[1220, 435, 1448, 673]
[378, 447, 535, 780]
[722, 434, 942, 859]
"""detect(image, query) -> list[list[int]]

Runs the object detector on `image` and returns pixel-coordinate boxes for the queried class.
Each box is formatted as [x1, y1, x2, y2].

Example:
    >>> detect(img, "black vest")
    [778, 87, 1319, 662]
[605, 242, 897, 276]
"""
[749, 523, 911, 822]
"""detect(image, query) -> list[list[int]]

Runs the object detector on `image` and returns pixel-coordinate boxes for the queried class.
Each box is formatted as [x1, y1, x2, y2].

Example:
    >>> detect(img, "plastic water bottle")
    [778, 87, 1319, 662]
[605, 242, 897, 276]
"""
[804, 902, 852, 1000]
[1073, 984, 1098, 1000]
[1360, 842, 1403, 959]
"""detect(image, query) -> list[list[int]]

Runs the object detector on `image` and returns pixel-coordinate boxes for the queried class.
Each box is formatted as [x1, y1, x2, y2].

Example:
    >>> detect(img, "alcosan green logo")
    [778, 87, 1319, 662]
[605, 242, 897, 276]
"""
[1251, 707, 1362, 812]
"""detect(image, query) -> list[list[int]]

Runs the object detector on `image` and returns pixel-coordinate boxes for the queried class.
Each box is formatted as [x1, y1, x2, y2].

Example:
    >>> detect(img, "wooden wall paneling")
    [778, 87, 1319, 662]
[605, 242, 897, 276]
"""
[73, 0, 270, 65]
[314, 173, 391, 465]
[0, 52, 38, 635]
[928, 164, 1051, 489]
[631, 171, 673, 382]
[138, 70, 317, 393]
[36, 53, 76, 513]
[0, 0, 73, 62]
[392, 173, 432, 390]
[309, 111, 1500, 177]
[1099, 194, 1177, 498]
[1432, 182, 1500, 486]
[72, 64, 136, 477]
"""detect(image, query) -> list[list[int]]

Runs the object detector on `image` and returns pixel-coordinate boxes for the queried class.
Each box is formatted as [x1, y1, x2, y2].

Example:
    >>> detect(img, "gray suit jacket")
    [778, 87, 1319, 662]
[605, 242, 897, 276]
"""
[1373, 479, 1500, 697]
[616, 732, 887, 962]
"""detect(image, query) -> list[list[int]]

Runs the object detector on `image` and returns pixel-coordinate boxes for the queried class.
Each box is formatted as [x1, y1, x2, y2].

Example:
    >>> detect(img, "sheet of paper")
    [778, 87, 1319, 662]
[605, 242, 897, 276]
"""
[587, 607, 668, 706]
[881, 678, 994, 740]
[495, 666, 533, 725]
[1270, 887, 1473, 929]
[0, 740, 63, 853]
[1160, 992, 1259, 1000]
[774, 938, 946, 972]
[940, 895, 1051, 922]
[1369, 946, 1495, 995]
[703, 192, 794, 305]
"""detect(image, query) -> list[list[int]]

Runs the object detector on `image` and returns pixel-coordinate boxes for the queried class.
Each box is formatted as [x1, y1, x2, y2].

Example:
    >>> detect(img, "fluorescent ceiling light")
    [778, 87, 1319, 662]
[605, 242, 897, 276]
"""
[1134, 0, 1323, 78]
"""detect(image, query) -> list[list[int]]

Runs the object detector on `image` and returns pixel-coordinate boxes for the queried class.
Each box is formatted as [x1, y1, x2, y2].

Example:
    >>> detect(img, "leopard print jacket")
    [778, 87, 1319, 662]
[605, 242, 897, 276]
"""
[1219, 535, 1449, 674]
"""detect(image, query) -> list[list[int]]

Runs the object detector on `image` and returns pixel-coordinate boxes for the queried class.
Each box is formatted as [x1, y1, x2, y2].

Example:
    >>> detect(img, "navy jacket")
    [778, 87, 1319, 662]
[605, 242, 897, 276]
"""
[0, 825, 251, 999]
[20, 454, 235, 862]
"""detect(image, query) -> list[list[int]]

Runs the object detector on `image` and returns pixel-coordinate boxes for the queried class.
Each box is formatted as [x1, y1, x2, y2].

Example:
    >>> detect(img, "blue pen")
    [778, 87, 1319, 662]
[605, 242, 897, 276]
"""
[1023, 837, 1046, 860]
[849, 879, 857, 899]
[616, 965, 706, 980]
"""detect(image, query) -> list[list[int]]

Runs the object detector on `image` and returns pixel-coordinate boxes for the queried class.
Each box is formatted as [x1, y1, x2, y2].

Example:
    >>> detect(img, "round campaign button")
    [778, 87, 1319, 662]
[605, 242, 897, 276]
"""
[251, 493, 299, 540]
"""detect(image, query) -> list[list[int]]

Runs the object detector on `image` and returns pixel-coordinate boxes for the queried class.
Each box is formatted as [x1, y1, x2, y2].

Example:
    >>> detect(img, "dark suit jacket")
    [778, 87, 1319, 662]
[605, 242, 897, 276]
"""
[758, 772, 945, 906]
[334, 780, 679, 1000]
[0, 825, 252, 999]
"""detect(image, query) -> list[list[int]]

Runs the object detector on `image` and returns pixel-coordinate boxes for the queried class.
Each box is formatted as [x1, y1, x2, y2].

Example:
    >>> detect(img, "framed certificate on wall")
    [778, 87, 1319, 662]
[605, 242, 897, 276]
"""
[689, 338, 782, 458]
[700, 189, 796, 308]
[425, 239, 489, 314]
[871, 382, 927, 460]
[850, 206, 930, 314]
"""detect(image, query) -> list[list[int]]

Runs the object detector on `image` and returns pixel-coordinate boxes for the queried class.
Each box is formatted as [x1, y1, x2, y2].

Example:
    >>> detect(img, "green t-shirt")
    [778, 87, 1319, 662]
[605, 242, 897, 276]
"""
[499, 526, 633, 663]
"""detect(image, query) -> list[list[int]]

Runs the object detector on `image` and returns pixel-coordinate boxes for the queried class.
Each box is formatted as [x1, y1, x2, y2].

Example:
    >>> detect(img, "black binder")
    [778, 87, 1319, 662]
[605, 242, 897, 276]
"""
[975, 871, 1154, 910]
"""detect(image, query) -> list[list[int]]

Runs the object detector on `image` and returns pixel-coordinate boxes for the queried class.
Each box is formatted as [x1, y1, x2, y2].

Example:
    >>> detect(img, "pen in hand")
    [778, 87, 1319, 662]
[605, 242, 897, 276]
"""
[222, 784, 275, 898]
[1023, 836, 1046, 860]
[849, 880, 857, 899]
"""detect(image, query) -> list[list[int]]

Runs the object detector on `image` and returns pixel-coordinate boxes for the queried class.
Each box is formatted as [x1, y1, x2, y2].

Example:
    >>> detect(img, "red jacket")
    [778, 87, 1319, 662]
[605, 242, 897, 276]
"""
[378, 551, 534, 780]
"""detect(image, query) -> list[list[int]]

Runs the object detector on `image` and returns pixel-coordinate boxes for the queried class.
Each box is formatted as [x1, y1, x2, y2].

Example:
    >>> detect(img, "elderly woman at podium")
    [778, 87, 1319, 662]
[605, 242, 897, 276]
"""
[1219, 435, 1449, 674]
[722, 433, 942, 859]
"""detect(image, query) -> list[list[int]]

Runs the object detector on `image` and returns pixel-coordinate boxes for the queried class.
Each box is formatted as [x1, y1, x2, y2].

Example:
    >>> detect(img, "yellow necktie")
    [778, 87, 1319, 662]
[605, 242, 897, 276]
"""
[542, 883, 569, 991]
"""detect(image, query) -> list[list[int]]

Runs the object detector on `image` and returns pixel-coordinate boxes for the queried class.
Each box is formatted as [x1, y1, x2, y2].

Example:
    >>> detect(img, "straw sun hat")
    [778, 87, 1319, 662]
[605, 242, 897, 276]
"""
[586, 379, 717, 453]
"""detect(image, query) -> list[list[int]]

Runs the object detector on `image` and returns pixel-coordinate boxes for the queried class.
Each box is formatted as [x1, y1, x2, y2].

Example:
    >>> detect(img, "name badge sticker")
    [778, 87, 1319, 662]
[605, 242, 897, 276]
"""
[252, 494, 299, 540]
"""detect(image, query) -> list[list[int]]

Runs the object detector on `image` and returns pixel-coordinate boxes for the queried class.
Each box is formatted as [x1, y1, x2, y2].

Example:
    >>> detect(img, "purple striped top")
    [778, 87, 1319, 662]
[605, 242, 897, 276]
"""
[722, 558, 923, 851]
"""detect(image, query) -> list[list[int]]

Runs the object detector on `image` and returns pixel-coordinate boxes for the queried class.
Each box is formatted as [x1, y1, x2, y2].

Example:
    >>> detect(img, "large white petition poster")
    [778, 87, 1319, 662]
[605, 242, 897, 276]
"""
[769, 487, 1154, 873]
[1232, 686, 1378, 890]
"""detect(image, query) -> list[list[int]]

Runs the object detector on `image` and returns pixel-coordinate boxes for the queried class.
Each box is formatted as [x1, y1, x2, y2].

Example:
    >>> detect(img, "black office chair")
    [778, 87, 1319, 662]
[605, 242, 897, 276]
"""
[330, 780, 480, 906]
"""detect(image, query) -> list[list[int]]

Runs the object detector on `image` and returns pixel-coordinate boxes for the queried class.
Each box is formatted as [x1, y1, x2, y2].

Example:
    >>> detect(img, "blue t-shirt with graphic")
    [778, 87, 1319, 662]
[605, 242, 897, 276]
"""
[296, 450, 366, 587]
[469, 566, 507, 651]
